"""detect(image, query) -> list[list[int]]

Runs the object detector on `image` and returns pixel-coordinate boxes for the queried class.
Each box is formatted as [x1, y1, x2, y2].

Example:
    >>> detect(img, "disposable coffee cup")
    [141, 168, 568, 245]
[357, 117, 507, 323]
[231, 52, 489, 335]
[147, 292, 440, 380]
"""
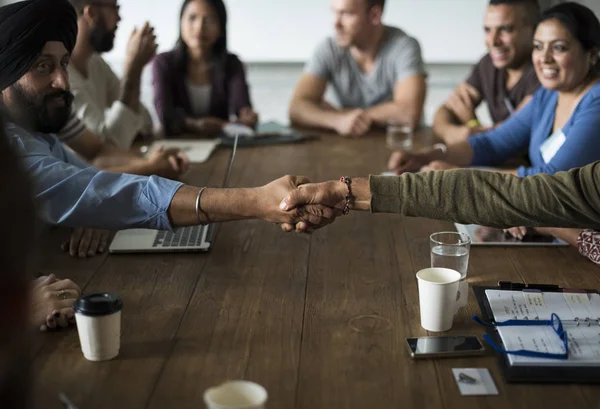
[73, 293, 123, 362]
[416, 268, 461, 332]
[204, 380, 268, 409]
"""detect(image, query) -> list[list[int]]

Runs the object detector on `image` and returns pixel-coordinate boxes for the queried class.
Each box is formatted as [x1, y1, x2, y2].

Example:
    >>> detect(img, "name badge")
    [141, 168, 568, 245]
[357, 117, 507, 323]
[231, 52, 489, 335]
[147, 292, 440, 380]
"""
[540, 129, 566, 164]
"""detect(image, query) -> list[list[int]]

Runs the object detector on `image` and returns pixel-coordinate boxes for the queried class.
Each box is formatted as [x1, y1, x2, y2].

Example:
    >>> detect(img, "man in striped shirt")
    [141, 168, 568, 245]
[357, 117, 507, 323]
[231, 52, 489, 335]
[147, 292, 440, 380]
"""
[58, 112, 188, 178]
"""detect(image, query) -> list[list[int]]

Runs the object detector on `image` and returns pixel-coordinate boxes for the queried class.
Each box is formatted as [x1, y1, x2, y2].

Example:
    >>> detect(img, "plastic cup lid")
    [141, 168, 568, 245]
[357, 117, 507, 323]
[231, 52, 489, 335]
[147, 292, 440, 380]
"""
[73, 292, 123, 317]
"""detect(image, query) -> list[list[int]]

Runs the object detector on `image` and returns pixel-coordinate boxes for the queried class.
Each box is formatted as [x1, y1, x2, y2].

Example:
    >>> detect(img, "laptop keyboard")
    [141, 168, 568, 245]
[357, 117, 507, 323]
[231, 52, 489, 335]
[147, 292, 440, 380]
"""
[152, 226, 206, 248]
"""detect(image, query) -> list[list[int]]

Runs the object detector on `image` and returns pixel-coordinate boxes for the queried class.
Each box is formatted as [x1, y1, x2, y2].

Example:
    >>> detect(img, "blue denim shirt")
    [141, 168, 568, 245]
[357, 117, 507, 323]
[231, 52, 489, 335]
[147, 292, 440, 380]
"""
[7, 123, 183, 231]
[469, 82, 600, 177]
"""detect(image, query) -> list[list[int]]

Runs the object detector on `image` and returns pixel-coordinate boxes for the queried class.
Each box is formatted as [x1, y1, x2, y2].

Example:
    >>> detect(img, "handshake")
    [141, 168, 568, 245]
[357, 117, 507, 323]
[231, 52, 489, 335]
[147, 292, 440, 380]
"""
[252, 175, 371, 233]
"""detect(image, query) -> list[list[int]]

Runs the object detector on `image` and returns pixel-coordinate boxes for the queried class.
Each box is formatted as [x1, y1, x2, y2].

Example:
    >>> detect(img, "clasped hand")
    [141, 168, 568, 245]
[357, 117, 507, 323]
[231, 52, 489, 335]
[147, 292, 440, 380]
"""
[262, 176, 348, 233]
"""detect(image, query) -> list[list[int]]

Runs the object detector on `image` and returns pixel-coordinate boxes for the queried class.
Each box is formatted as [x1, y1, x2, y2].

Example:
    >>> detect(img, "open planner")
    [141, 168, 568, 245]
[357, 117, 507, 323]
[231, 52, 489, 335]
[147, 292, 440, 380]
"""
[485, 289, 600, 366]
[473, 284, 600, 383]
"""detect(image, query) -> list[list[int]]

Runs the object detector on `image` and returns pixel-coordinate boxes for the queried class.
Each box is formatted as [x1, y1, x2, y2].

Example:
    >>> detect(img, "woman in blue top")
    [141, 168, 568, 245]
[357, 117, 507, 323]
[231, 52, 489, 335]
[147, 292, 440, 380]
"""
[388, 2, 600, 177]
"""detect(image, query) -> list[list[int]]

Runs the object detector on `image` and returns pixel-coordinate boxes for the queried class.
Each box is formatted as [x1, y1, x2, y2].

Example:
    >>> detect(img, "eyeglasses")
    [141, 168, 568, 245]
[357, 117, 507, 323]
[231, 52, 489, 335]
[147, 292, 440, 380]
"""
[473, 313, 569, 360]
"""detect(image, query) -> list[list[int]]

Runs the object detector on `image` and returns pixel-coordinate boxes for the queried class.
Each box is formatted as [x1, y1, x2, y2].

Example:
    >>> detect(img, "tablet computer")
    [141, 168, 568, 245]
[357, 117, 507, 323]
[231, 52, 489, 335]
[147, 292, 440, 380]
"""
[454, 223, 569, 246]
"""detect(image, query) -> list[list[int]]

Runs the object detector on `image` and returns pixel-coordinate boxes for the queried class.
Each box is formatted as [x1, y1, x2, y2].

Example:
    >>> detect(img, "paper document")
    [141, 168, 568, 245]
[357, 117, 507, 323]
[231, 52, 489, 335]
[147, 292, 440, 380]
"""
[149, 139, 220, 163]
[485, 289, 600, 366]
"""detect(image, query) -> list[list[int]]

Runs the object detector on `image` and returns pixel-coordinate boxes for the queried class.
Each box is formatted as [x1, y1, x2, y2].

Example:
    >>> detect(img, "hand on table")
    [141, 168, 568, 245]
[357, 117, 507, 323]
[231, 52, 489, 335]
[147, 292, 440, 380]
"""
[420, 161, 459, 172]
[31, 274, 80, 332]
[237, 107, 259, 129]
[387, 150, 431, 175]
[503, 226, 554, 240]
[335, 109, 372, 137]
[148, 145, 190, 179]
[61, 228, 111, 258]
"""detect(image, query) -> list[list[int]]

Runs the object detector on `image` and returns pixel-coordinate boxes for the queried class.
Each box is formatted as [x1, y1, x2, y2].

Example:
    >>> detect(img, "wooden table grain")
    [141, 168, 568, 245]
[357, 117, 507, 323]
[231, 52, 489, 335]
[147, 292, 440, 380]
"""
[33, 130, 600, 409]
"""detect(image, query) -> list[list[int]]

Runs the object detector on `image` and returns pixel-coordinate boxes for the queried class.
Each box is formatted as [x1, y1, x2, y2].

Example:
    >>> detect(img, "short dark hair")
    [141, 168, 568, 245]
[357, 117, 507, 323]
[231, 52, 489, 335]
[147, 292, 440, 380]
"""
[366, 0, 385, 10]
[539, 2, 600, 72]
[489, 0, 540, 26]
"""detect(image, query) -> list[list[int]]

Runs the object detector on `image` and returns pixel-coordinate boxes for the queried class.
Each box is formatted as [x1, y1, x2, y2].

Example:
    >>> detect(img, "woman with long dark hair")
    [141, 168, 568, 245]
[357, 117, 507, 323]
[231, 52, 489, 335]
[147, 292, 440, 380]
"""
[389, 2, 600, 178]
[152, 0, 258, 137]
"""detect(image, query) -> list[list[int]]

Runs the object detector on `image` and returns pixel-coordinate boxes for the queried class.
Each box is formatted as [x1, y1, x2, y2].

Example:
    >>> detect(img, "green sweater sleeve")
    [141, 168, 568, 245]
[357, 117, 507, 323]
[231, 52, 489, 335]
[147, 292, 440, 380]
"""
[369, 161, 600, 229]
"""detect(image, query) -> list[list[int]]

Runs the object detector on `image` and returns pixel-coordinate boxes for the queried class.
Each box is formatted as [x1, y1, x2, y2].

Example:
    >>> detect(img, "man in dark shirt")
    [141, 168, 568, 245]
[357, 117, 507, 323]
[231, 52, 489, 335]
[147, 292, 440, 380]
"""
[0, 116, 36, 408]
[433, 0, 541, 144]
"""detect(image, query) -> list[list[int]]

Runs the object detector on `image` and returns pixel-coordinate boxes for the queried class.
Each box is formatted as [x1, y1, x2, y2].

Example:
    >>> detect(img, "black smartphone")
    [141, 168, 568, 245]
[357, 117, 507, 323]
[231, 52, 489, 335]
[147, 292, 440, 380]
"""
[405, 336, 486, 359]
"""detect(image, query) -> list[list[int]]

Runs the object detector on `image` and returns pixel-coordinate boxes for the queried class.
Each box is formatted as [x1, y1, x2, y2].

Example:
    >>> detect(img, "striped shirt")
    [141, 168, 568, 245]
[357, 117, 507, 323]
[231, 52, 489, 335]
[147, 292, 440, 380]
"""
[57, 112, 86, 143]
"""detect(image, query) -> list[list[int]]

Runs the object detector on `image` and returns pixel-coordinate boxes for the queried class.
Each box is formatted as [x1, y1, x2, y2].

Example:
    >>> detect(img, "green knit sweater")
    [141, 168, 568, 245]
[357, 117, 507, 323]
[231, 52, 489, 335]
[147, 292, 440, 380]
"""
[369, 161, 600, 229]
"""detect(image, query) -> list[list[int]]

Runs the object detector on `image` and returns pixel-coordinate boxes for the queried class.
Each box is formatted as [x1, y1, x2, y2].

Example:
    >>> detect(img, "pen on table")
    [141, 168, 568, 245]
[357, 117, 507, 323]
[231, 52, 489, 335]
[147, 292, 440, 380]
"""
[59, 392, 79, 409]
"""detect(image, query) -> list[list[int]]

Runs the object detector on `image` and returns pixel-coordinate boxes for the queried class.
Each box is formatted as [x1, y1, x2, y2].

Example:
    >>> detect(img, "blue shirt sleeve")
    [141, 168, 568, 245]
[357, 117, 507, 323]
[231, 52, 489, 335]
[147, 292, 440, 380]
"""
[517, 94, 600, 177]
[9, 132, 183, 231]
[468, 99, 535, 166]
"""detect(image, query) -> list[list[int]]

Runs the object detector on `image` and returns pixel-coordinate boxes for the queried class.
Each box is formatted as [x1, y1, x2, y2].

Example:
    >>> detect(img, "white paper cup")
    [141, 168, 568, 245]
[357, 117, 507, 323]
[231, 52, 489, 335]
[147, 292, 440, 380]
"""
[73, 293, 123, 362]
[416, 268, 461, 332]
[204, 380, 268, 409]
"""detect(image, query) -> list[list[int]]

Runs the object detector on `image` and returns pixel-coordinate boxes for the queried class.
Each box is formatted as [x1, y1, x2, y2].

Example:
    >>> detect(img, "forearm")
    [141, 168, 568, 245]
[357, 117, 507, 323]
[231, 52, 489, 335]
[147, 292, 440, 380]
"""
[167, 185, 261, 226]
[120, 66, 142, 113]
[182, 117, 225, 136]
[289, 99, 343, 131]
[100, 158, 159, 176]
[432, 107, 469, 144]
[366, 102, 421, 129]
[92, 144, 143, 169]
[539, 228, 581, 247]
[443, 141, 475, 166]
[368, 164, 600, 229]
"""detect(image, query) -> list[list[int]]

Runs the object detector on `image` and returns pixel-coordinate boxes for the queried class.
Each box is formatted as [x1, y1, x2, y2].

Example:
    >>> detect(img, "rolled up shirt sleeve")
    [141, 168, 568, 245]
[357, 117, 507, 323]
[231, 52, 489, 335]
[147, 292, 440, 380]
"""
[9, 130, 182, 231]
[70, 57, 145, 149]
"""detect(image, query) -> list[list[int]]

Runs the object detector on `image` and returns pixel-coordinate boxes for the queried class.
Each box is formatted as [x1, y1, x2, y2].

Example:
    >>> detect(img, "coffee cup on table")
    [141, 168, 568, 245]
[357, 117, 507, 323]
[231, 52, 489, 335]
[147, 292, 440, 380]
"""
[204, 380, 268, 409]
[73, 293, 123, 361]
[416, 268, 462, 332]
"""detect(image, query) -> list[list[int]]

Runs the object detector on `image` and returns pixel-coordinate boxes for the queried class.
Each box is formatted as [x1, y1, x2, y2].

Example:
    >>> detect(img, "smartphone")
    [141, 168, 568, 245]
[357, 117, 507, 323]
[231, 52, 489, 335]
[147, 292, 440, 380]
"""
[405, 335, 485, 359]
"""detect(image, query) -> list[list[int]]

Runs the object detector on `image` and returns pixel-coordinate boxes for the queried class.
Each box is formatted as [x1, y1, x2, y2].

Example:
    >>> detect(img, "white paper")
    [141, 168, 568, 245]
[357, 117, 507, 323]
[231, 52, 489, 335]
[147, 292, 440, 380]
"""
[149, 139, 220, 163]
[524, 292, 546, 308]
[484, 290, 600, 366]
[452, 368, 499, 396]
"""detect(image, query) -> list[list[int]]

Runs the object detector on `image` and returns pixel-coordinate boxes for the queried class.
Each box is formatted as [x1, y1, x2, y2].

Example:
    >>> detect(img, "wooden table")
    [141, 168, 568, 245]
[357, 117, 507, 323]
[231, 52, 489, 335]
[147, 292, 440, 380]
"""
[33, 130, 600, 409]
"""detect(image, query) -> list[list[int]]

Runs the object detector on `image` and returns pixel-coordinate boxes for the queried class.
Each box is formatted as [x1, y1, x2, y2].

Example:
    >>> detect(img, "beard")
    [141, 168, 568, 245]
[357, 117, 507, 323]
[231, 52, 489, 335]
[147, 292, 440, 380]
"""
[8, 83, 74, 134]
[89, 15, 117, 53]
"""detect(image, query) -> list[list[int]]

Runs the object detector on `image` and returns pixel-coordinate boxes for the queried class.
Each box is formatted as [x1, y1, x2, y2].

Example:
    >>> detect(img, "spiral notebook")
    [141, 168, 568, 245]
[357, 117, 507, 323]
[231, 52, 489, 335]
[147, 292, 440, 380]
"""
[474, 284, 600, 383]
[485, 289, 600, 367]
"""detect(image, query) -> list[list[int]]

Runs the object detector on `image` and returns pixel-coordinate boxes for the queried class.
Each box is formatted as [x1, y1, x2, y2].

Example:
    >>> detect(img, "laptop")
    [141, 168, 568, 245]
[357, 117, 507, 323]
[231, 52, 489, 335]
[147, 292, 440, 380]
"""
[109, 135, 239, 253]
[454, 223, 569, 247]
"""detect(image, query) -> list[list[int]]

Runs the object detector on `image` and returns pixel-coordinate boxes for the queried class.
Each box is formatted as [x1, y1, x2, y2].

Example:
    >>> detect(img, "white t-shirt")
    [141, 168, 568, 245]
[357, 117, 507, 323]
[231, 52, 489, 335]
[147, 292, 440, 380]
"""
[68, 54, 153, 148]
[186, 82, 212, 117]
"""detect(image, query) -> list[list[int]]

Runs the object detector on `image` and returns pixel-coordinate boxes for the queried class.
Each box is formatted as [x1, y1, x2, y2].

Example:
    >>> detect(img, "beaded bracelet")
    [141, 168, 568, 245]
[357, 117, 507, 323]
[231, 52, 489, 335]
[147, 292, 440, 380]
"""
[195, 187, 210, 225]
[340, 176, 353, 215]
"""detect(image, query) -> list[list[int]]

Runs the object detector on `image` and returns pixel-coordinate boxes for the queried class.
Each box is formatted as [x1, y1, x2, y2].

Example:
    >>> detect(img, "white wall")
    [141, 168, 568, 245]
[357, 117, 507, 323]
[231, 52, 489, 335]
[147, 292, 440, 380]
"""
[103, 0, 489, 65]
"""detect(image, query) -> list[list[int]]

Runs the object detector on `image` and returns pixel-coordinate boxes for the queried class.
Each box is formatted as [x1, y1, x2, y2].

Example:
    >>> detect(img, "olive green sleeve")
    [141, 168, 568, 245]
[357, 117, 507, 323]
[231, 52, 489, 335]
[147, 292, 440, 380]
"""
[369, 162, 600, 229]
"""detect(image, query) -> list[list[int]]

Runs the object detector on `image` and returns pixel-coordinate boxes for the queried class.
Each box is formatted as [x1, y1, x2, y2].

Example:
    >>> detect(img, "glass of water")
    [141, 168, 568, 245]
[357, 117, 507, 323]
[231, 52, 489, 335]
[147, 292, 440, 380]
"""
[386, 120, 413, 151]
[430, 232, 470, 280]
[430, 231, 471, 308]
